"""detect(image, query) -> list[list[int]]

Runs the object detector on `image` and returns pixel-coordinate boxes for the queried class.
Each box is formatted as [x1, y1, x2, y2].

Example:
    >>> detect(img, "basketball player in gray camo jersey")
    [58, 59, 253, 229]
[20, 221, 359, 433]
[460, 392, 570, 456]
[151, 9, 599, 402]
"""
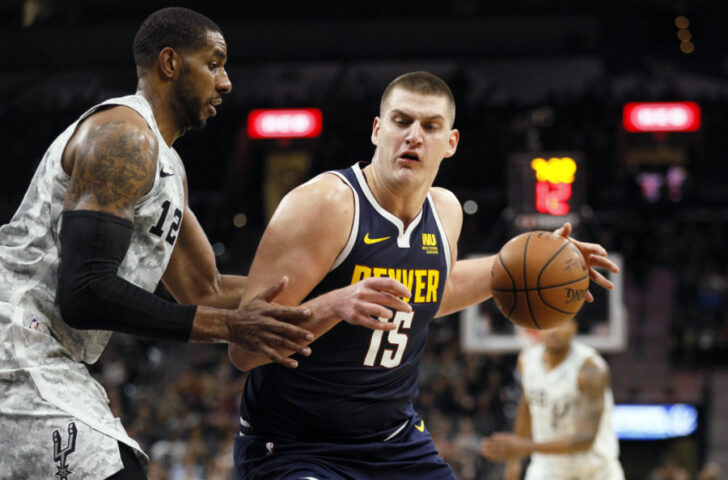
[0, 7, 412, 479]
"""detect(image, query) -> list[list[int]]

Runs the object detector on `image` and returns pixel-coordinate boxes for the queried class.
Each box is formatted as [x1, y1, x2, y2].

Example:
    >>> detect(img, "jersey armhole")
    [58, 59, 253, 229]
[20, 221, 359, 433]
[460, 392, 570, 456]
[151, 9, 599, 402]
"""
[427, 193, 452, 273]
[329, 171, 359, 272]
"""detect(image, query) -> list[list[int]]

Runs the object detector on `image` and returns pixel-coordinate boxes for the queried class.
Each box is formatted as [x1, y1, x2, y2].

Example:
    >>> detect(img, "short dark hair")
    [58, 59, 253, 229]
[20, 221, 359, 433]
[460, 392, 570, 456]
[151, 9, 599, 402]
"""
[133, 7, 221, 69]
[380, 71, 456, 127]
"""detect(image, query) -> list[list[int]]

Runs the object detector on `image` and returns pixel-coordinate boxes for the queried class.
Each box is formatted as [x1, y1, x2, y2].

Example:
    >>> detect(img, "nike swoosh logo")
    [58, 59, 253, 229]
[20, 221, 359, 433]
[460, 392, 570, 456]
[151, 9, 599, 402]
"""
[414, 420, 425, 432]
[364, 233, 391, 244]
[160, 168, 174, 178]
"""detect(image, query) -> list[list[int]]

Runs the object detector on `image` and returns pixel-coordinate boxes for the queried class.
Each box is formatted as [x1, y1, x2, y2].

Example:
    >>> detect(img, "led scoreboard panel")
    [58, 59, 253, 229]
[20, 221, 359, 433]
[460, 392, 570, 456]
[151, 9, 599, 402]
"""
[508, 152, 585, 231]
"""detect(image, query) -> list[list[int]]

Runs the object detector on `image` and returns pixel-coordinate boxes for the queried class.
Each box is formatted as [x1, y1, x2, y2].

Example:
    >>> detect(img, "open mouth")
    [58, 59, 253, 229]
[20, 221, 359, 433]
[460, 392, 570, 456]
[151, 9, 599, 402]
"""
[399, 152, 420, 162]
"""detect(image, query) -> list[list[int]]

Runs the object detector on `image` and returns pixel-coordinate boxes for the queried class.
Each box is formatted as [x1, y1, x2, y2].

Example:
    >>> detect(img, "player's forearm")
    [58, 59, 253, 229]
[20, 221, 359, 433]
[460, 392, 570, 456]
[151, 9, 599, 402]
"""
[513, 399, 531, 439]
[227, 291, 346, 371]
[529, 433, 596, 454]
[163, 264, 247, 308]
[436, 256, 495, 317]
[190, 274, 247, 308]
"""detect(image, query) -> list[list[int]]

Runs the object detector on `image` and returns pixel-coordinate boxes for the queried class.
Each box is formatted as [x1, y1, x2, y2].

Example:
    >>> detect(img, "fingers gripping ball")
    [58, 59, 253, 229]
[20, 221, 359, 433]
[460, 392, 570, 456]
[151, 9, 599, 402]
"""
[491, 231, 589, 330]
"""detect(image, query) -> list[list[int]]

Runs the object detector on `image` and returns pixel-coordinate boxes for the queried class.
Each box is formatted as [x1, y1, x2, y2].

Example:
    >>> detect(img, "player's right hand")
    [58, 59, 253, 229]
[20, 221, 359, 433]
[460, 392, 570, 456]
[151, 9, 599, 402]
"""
[326, 277, 412, 331]
[228, 276, 314, 368]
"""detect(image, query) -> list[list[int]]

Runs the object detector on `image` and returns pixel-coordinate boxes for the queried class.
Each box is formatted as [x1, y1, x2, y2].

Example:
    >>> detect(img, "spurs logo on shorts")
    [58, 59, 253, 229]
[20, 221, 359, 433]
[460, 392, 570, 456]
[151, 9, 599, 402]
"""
[52, 422, 78, 480]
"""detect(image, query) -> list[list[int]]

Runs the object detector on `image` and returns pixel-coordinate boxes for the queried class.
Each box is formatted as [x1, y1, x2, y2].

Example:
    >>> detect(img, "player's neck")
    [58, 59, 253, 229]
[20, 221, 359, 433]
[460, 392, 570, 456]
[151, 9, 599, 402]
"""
[543, 345, 571, 369]
[362, 163, 427, 228]
[136, 82, 183, 146]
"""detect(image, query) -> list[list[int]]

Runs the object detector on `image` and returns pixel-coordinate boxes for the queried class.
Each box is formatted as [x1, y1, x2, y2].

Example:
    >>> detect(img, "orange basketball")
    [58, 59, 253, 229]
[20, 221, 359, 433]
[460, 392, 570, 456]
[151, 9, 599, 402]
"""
[490, 231, 590, 330]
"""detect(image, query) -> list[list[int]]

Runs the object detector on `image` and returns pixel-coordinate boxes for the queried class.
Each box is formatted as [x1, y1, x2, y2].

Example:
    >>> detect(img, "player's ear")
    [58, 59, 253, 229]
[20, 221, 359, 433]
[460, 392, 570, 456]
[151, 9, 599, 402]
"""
[371, 116, 381, 146]
[158, 47, 179, 80]
[444, 129, 459, 158]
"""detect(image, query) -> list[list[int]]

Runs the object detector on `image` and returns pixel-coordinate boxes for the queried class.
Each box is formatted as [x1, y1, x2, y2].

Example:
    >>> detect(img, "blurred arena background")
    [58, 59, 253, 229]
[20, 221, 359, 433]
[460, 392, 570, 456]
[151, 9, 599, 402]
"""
[2, 1, 728, 478]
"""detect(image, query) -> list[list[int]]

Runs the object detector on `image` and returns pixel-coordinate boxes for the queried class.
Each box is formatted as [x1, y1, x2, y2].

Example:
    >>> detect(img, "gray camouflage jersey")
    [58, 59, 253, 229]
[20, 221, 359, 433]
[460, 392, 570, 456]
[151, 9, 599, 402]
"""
[0, 94, 186, 478]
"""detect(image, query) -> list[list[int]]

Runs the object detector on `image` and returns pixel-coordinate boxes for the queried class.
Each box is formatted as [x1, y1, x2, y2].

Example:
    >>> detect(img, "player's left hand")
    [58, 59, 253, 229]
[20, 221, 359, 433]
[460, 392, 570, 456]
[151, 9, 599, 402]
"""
[480, 433, 531, 461]
[553, 222, 620, 302]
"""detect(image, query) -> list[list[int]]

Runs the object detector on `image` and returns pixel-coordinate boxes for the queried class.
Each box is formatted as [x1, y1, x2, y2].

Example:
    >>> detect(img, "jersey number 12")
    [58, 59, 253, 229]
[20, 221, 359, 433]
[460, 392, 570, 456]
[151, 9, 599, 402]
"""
[363, 311, 414, 368]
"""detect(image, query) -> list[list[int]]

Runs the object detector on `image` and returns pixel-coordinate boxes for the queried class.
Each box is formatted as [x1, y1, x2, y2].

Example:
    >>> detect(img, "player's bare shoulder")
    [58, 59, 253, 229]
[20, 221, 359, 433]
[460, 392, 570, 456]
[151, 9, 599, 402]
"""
[268, 171, 356, 250]
[578, 356, 610, 395]
[429, 186, 461, 219]
[63, 105, 159, 219]
[301, 172, 355, 205]
[282, 172, 356, 222]
[429, 186, 462, 242]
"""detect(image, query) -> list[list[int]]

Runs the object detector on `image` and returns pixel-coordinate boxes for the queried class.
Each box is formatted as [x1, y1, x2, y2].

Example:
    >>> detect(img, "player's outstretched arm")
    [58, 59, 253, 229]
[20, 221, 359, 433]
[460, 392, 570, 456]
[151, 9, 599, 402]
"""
[228, 173, 412, 371]
[57, 106, 313, 366]
[162, 204, 247, 309]
[143, 137, 314, 355]
[430, 187, 497, 317]
[435, 211, 620, 317]
[163, 208, 316, 357]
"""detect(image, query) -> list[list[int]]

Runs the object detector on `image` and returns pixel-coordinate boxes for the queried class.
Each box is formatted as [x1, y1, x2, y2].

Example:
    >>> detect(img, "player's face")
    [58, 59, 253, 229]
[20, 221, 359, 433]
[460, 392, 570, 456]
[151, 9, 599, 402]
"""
[172, 30, 232, 130]
[371, 88, 459, 189]
[541, 318, 577, 353]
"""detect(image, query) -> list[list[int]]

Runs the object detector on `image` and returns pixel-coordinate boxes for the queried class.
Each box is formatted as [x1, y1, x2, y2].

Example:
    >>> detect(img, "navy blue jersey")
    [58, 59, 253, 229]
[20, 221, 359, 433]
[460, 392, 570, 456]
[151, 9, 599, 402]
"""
[241, 162, 451, 442]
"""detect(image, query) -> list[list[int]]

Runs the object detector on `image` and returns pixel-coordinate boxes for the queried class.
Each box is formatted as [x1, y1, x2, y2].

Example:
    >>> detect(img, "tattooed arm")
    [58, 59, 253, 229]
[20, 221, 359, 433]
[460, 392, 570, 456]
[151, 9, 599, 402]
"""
[58, 105, 314, 365]
[62, 105, 157, 218]
[481, 357, 609, 461]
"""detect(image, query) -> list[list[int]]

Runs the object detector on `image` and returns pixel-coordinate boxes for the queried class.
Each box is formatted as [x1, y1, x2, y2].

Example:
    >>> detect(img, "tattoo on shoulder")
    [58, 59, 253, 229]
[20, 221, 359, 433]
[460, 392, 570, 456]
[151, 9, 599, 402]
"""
[65, 121, 157, 218]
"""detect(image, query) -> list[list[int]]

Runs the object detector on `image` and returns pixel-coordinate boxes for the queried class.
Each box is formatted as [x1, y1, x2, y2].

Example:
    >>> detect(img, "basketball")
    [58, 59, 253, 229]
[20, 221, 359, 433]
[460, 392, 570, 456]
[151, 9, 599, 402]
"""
[490, 231, 590, 330]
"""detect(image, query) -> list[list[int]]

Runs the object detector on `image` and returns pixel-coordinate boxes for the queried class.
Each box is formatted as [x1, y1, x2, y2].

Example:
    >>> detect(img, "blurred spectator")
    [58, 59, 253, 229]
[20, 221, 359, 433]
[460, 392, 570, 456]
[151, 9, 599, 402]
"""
[697, 461, 722, 480]
[647, 458, 691, 480]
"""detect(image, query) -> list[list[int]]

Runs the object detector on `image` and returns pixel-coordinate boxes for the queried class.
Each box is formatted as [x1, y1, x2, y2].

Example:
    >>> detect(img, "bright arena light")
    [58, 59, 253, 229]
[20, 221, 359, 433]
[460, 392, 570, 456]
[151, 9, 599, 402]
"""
[248, 108, 323, 139]
[623, 102, 701, 132]
[463, 200, 478, 215]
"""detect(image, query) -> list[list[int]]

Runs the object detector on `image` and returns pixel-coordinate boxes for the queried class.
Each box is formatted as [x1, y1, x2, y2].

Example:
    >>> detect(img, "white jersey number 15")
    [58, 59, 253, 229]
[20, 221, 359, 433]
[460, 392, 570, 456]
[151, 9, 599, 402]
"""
[363, 311, 414, 368]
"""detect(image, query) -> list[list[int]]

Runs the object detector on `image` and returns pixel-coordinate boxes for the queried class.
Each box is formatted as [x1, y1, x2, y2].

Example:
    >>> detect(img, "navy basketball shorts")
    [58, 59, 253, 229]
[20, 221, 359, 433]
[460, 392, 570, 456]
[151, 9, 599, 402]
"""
[234, 415, 456, 480]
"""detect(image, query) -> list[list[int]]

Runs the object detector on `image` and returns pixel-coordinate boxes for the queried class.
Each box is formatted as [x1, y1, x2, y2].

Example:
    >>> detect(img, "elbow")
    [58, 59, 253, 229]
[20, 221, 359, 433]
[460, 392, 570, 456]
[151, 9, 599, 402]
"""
[58, 275, 91, 330]
[59, 302, 85, 330]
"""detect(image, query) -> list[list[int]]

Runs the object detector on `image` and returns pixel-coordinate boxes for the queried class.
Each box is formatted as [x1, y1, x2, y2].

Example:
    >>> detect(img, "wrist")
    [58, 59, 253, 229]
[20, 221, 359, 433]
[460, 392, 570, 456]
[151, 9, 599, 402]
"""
[306, 289, 343, 321]
[515, 438, 535, 457]
[189, 305, 232, 343]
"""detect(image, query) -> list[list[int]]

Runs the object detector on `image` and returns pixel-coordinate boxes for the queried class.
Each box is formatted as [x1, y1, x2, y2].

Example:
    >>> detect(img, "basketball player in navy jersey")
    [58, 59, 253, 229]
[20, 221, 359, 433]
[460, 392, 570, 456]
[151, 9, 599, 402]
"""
[0, 8, 408, 479]
[228, 71, 620, 479]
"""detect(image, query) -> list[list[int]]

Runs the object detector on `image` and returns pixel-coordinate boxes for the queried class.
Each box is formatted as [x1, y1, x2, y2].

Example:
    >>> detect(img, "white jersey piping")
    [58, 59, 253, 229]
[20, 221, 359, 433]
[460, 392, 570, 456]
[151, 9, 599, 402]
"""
[426, 192, 452, 274]
[329, 171, 360, 271]
[351, 164, 422, 248]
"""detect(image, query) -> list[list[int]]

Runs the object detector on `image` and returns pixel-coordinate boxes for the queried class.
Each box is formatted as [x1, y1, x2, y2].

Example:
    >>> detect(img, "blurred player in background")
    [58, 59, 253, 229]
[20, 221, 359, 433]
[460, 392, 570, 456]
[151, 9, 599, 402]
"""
[481, 317, 625, 480]
[228, 71, 620, 479]
[0, 7, 405, 479]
